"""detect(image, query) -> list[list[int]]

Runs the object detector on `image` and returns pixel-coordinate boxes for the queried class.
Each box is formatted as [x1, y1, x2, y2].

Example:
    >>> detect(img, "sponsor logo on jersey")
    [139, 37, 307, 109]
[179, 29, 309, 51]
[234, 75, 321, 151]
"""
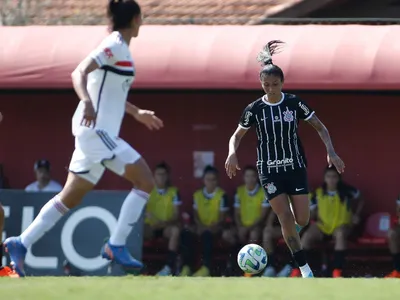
[298, 102, 310, 115]
[265, 182, 277, 194]
[267, 158, 294, 167]
[243, 111, 253, 126]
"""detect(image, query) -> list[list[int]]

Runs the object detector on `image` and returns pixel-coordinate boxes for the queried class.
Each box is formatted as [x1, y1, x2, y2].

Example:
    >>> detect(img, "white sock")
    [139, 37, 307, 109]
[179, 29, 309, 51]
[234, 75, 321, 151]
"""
[109, 189, 149, 246]
[299, 264, 313, 278]
[20, 195, 69, 248]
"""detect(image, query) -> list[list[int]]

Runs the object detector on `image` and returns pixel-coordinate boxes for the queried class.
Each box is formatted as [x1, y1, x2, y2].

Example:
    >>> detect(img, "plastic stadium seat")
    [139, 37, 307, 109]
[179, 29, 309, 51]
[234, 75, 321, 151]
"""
[357, 212, 391, 245]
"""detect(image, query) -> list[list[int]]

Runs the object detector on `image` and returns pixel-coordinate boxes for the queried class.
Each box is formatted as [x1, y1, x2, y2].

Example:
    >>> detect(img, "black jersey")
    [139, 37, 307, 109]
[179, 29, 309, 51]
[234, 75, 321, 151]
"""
[238, 93, 315, 174]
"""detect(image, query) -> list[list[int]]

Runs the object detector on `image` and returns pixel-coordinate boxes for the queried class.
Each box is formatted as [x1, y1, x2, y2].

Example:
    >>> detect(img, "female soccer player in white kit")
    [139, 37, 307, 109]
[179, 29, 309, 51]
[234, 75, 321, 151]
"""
[4, 0, 163, 277]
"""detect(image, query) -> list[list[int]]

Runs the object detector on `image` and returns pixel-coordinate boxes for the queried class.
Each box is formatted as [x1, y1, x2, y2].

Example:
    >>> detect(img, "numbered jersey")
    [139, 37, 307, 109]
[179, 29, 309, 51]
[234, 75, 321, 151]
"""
[72, 31, 135, 137]
[238, 93, 315, 174]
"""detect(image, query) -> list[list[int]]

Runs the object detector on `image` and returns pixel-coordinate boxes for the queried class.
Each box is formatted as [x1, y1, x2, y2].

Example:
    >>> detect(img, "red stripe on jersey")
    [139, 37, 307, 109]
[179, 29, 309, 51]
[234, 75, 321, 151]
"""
[115, 61, 133, 67]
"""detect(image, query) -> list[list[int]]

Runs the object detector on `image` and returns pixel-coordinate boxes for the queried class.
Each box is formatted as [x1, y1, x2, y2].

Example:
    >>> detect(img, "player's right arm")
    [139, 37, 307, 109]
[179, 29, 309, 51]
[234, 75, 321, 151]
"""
[71, 44, 117, 127]
[225, 103, 255, 178]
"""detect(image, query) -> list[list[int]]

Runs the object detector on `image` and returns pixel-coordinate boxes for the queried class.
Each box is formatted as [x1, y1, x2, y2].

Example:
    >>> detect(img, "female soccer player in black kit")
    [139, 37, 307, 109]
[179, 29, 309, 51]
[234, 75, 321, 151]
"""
[225, 41, 345, 278]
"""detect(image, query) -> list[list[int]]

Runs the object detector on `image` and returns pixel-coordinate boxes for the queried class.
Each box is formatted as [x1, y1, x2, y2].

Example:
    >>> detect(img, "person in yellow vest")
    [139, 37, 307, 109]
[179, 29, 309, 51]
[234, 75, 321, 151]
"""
[385, 196, 400, 278]
[144, 162, 181, 276]
[234, 166, 269, 275]
[191, 165, 235, 277]
[300, 165, 363, 278]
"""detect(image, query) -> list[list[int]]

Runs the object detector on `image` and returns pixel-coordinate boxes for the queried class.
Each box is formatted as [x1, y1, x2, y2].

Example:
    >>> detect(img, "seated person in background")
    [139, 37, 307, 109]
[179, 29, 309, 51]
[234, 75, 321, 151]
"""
[25, 159, 62, 192]
[234, 166, 269, 275]
[191, 165, 236, 277]
[144, 162, 181, 276]
[300, 165, 363, 278]
[385, 196, 400, 278]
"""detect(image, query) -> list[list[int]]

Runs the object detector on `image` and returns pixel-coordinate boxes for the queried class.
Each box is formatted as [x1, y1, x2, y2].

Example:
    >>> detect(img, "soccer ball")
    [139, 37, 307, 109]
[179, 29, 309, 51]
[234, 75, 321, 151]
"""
[237, 244, 268, 274]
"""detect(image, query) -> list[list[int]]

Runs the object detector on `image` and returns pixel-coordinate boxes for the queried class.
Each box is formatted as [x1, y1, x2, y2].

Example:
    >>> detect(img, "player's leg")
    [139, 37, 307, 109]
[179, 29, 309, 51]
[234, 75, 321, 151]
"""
[4, 144, 102, 277]
[237, 226, 249, 245]
[179, 228, 196, 276]
[331, 225, 351, 277]
[221, 226, 238, 276]
[193, 228, 213, 277]
[386, 225, 400, 278]
[156, 225, 181, 276]
[5, 172, 95, 277]
[99, 138, 154, 269]
[262, 225, 282, 277]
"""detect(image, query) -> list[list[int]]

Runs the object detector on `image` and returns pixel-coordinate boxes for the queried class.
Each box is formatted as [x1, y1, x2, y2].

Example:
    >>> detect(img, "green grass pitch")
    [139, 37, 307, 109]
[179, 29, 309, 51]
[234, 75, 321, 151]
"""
[1, 277, 399, 300]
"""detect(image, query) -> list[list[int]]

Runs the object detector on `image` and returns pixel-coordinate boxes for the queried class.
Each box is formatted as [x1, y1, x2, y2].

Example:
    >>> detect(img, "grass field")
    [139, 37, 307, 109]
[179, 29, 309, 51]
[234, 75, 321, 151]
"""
[1, 277, 399, 300]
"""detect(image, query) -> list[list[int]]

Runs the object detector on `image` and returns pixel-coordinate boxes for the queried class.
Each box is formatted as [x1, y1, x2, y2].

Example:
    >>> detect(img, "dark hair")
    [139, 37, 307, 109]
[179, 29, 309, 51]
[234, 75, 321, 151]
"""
[203, 165, 219, 178]
[257, 40, 285, 82]
[322, 165, 352, 204]
[107, 0, 141, 31]
[243, 165, 257, 174]
[154, 162, 171, 187]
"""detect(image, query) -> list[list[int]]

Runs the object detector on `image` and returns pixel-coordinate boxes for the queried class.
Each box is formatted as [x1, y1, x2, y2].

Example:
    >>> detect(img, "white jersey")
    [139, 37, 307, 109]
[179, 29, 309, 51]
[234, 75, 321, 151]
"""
[72, 31, 135, 137]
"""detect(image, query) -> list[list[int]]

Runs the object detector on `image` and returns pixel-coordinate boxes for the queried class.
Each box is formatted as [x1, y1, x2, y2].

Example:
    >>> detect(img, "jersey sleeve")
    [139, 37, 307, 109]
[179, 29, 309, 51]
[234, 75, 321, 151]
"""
[238, 103, 256, 129]
[89, 43, 119, 68]
[296, 97, 315, 121]
[220, 194, 229, 212]
[173, 191, 182, 206]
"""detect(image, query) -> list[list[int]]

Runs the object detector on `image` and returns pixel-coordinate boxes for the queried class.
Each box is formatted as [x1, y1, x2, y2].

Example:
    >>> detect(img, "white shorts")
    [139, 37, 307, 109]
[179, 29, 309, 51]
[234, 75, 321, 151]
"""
[69, 128, 141, 185]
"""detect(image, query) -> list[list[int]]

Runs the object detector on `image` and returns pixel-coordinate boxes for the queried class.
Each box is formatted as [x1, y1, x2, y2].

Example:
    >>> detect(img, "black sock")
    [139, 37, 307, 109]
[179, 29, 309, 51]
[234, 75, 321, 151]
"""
[267, 253, 275, 268]
[393, 253, 400, 271]
[333, 250, 346, 270]
[167, 250, 177, 270]
[292, 250, 307, 267]
[201, 230, 213, 269]
[0, 243, 3, 268]
[180, 229, 195, 268]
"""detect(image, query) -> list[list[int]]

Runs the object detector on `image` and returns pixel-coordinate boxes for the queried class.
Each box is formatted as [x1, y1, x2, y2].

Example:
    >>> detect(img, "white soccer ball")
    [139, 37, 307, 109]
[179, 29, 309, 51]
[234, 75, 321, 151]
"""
[237, 244, 268, 274]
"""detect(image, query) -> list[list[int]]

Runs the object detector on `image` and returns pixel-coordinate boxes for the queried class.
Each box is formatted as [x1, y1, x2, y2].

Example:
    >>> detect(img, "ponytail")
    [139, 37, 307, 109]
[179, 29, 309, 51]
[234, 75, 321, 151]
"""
[257, 40, 285, 81]
[257, 40, 285, 66]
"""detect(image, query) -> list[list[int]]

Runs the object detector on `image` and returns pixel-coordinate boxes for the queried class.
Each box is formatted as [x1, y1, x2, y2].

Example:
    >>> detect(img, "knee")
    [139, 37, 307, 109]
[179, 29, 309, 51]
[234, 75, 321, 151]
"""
[170, 226, 181, 238]
[0, 205, 4, 219]
[222, 230, 235, 244]
[136, 176, 155, 194]
[278, 211, 295, 227]
[388, 228, 400, 242]
[334, 226, 348, 242]
[295, 217, 309, 228]
[262, 226, 273, 240]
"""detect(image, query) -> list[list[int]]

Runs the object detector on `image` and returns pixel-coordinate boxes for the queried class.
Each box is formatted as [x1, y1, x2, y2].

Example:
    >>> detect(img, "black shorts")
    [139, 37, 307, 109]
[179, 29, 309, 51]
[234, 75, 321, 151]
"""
[258, 168, 309, 201]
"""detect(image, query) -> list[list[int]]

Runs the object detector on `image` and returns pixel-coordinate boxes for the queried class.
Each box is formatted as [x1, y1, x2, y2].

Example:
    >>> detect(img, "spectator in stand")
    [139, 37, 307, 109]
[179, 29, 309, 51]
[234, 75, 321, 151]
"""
[385, 196, 400, 278]
[299, 166, 363, 278]
[144, 162, 181, 276]
[190, 165, 235, 277]
[234, 165, 269, 276]
[25, 160, 62, 192]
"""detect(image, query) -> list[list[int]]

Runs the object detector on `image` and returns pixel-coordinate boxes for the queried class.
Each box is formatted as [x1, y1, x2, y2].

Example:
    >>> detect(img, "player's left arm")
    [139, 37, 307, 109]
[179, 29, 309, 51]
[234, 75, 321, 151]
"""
[125, 102, 164, 131]
[307, 114, 345, 173]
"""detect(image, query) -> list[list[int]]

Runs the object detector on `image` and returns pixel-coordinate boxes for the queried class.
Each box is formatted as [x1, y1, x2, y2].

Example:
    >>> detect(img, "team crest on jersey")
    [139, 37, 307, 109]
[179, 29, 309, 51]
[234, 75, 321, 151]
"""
[283, 108, 294, 122]
[265, 182, 277, 194]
